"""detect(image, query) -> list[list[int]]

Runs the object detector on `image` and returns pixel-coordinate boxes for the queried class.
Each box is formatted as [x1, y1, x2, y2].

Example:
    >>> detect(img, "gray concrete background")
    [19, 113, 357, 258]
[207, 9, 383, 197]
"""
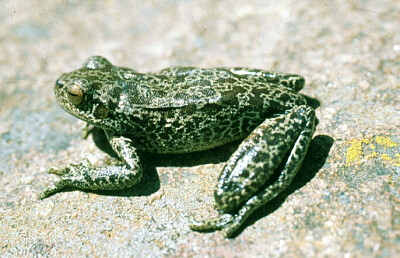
[1, 0, 399, 257]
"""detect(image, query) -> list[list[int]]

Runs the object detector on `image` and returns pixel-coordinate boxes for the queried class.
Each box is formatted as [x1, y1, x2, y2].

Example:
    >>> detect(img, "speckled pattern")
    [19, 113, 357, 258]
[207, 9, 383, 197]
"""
[41, 56, 316, 237]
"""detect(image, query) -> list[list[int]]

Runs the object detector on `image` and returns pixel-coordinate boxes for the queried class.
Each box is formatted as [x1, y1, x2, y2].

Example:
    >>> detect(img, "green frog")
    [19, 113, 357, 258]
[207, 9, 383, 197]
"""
[41, 56, 316, 238]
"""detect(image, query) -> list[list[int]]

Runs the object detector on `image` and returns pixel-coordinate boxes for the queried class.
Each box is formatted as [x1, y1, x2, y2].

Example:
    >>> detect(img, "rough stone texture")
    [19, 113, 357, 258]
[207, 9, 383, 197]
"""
[0, 0, 399, 257]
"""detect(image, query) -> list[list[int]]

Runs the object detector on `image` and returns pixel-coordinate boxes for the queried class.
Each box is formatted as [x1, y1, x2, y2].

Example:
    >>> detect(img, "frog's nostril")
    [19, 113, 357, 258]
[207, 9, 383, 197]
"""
[55, 79, 64, 88]
[295, 77, 305, 90]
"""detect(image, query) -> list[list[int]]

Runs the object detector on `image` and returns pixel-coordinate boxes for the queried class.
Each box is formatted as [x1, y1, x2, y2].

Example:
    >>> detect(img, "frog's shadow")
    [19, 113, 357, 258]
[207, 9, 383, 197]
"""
[87, 127, 240, 197]
[90, 132, 333, 202]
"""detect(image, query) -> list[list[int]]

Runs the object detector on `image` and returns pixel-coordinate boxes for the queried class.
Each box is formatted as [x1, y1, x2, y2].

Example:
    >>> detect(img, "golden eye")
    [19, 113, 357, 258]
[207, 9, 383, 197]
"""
[67, 84, 84, 105]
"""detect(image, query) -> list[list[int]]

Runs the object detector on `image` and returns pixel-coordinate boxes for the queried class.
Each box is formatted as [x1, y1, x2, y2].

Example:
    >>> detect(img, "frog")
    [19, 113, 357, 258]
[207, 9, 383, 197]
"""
[40, 56, 316, 238]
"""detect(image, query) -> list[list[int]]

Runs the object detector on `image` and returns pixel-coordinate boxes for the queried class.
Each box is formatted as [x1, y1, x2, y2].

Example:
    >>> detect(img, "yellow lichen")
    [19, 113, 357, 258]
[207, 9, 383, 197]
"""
[345, 136, 399, 167]
[375, 136, 398, 148]
[366, 152, 377, 160]
[345, 139, 366, 165]
[394, 154, 400, 166]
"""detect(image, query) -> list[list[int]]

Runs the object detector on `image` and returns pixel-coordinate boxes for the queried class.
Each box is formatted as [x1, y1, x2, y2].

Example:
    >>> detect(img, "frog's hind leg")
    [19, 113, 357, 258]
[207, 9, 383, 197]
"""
[39, 132, 143, 199]
[190, 105, 316, 237]
[222, 105, 315, 237]
[222, 107, 315, 237]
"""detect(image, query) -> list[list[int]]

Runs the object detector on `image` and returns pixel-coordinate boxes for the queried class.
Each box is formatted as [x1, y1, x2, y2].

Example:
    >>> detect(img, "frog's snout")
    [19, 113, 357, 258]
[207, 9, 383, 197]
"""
[55, 79, 63, 88]
[295, 77, 305, 91]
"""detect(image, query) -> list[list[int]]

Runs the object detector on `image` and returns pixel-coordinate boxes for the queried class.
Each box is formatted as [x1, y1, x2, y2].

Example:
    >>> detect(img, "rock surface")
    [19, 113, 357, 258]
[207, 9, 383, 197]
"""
[1, 0, 399, 256]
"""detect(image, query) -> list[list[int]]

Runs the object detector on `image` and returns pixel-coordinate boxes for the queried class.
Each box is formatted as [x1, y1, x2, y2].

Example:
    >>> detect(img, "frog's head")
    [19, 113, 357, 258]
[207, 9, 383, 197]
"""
[54, 56, 126, 131]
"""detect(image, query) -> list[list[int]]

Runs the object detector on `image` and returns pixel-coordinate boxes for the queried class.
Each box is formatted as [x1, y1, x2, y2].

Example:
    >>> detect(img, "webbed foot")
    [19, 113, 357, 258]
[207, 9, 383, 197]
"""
[39, 160, 94, 199]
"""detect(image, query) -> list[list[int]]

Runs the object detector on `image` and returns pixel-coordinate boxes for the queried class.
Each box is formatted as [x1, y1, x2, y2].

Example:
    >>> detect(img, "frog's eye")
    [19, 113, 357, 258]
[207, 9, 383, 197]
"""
[67, 84, 84, 105]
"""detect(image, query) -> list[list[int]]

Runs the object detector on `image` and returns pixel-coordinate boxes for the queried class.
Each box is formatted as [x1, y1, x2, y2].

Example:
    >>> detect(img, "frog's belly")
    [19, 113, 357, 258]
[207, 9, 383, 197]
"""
[126, 111, 263, 154]
[131, 129, 246, 154]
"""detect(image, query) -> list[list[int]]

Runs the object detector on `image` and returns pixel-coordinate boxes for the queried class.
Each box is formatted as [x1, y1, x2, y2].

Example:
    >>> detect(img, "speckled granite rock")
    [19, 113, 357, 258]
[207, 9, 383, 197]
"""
[0, 0, 399, 257]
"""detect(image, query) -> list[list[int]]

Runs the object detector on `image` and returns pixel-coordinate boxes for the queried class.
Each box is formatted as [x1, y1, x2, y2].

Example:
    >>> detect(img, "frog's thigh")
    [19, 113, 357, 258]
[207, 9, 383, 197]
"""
[221, 105, 315, 237]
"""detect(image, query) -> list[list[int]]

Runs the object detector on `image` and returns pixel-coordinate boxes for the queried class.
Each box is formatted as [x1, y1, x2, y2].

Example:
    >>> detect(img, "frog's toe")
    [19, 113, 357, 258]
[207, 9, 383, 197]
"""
[38, 188, 54, 199]
[47, 166, 63, 175]
[189, 213, 233, 232]
[39, 170, 79, 199]
[82, 123, 95, 139]
[189, 212, 248, 238]
[38, 180, 68, 199]
[220, 218, 243, 238]
[47, 160, 91, 177]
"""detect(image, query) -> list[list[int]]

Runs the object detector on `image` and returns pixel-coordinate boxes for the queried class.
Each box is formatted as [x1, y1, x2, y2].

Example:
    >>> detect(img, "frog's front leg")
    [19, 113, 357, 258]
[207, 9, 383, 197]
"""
[39, 130, 142, 199]
[190, 105, 315, 237]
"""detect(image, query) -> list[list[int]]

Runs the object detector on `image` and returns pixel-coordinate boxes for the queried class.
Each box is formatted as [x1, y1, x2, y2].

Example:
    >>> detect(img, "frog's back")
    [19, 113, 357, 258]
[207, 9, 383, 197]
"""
[116, 68, 233, 109]
[119, 67, 298, 110]
[115, 68, 304, 153]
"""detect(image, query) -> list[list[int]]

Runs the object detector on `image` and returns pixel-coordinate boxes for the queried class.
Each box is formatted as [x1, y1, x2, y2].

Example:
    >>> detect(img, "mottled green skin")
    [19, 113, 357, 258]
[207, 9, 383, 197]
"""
[40, 56, 316, 238]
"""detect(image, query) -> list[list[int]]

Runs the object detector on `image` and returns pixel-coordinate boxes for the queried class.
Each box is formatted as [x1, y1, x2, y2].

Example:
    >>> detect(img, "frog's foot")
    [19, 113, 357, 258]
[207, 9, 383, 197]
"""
[189, 214, 233, 232]
[39, 161, 87, 199]
[40, 131, 143, 199]
[190, 212, 253, 238]
[39, 160, 142, 199]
